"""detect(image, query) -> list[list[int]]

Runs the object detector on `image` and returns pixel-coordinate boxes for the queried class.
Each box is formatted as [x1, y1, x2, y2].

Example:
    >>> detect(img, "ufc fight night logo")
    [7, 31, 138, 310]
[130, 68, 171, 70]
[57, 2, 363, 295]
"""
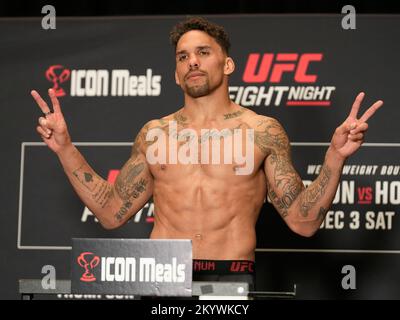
[230, 52, 336, 107]
[242, 53, 322, 83]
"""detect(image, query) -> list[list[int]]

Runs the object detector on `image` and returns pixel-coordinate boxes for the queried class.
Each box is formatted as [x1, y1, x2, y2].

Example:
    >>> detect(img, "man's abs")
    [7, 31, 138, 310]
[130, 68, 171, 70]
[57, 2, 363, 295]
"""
[148, 167, 266, 261]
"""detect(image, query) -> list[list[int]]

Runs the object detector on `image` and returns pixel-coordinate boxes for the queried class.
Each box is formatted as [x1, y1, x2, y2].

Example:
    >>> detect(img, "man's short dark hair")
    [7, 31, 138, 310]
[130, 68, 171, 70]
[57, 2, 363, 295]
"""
[170, 17, 231, 55]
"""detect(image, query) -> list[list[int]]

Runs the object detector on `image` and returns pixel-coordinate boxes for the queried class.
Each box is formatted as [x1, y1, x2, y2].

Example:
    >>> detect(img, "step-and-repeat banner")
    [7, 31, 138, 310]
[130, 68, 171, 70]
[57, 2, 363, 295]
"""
[1, 15, 399, 299]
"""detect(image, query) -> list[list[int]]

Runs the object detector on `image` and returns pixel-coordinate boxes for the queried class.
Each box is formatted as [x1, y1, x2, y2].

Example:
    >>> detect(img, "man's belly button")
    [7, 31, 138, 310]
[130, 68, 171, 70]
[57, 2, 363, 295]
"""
[194, 234, 202, 240]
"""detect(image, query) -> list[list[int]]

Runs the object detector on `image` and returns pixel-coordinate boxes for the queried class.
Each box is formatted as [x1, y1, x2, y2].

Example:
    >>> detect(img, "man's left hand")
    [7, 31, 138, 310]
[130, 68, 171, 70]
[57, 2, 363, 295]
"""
[330, 92, 383, 160]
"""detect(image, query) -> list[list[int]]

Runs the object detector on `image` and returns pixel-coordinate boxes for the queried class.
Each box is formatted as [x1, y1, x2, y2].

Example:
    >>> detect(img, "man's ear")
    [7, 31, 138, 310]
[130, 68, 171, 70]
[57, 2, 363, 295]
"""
[175, 70, 180, 85]
[224, 57, 235, 76]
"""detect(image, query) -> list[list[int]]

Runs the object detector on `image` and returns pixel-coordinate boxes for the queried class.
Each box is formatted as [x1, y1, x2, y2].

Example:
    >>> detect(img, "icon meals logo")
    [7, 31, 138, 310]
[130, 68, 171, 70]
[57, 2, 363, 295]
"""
[45, 65, 162, 97]
[229, 53, 336, 107]
[76, 254, 186, 283]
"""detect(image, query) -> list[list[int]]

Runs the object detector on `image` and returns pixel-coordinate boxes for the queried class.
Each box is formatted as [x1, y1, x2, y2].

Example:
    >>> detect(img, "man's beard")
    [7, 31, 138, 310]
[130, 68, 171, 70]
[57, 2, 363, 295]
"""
[185, 81, 210, 98]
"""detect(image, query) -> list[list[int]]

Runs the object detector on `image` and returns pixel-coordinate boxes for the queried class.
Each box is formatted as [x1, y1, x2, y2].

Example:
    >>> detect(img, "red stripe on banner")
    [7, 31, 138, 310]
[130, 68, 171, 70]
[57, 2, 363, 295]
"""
[286, 101, 331, 106]
[107, 169, 120, 184]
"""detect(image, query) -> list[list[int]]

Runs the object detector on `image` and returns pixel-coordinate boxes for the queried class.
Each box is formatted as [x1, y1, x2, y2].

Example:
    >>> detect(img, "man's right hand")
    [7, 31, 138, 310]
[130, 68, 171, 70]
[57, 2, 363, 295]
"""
[31, 88, 72, 154]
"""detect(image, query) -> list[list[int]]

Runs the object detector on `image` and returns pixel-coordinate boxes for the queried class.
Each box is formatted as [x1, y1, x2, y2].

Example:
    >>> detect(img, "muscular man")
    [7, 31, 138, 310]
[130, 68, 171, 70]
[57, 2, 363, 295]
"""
[31, 17, 383, 289]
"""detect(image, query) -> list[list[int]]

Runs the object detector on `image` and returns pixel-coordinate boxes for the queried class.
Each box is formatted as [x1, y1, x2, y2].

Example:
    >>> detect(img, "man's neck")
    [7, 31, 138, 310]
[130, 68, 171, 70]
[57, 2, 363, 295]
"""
[182, 90, 238, 125]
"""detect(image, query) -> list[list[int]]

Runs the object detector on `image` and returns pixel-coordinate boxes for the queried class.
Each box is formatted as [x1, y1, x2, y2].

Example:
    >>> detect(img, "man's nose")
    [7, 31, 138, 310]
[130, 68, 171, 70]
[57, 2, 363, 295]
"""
[188, 54, 200, 69]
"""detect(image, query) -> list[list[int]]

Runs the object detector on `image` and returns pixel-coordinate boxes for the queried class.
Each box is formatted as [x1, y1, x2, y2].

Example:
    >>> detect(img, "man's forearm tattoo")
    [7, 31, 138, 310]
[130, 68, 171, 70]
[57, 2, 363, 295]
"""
[114, 178, 148, 222]
[299, 164, 332, 218]
[72, 165, 97, 191]
[93, 181, 113, 208]
[115, 201, 132, 222]
[72, 165, 113, 208]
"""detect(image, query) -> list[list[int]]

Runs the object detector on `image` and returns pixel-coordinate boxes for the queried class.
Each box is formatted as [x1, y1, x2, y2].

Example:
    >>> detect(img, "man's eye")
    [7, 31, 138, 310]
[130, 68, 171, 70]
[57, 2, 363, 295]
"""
[199, 50, 210, 56]
[178, 55, 187, 61]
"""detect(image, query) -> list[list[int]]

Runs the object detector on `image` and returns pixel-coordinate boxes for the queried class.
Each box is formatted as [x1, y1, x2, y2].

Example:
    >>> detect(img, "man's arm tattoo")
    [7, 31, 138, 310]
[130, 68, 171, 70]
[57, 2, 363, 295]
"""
[135, 122, 157, 151]
[299, 164, 332, 217]
[113, 156, 149, 222]
[115, 162, 145, 201]
[268, 176, 303, 219]
[72, 165, 114, 208]
[254, 119, 290, 155]
[260, 119, 304, 218]
[114, 178, 148, 222]
[72, 165, 97, 191]
[93, 181, 113, 208]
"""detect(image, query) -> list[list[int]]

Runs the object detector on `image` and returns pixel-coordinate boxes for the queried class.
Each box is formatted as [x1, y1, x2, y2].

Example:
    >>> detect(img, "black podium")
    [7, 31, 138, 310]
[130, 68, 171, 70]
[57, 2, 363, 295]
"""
[19, 238, 296, 300]
[19, 279, 296, 300]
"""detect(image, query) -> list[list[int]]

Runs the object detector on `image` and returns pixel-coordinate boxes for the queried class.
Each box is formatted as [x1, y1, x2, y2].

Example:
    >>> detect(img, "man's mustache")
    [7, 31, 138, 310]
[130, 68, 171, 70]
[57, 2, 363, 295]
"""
[185, 70, 207, 80]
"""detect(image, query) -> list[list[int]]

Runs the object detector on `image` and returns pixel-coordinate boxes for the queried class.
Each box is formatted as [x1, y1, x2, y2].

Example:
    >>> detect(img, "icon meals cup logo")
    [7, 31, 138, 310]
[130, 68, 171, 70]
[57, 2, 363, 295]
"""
[77, 252, 100, 282]
[45, 65, 71, 97]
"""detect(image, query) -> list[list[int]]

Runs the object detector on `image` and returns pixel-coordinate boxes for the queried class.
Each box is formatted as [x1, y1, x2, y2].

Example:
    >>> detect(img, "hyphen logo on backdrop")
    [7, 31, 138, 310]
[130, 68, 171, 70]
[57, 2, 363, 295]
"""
[77, 252, 100, 282]
[230, 53, 336, 107]
[44, 65, 161, 97]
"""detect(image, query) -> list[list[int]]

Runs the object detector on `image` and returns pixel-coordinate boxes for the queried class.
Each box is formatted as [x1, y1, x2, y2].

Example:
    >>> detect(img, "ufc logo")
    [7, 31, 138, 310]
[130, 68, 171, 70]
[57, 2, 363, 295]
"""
[230, 261, 254, 272]
[243, 53, 323, 83]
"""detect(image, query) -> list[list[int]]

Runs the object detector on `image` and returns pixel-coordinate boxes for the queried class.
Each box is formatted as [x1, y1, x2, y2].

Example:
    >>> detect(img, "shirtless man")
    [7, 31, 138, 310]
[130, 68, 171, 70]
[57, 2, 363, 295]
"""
[31, 17, 383, 287]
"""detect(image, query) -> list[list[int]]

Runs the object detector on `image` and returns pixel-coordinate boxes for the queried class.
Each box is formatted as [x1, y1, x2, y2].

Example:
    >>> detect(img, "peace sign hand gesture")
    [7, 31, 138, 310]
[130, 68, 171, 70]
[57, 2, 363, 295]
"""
[330, 92, 383, 161]
[31, 88, 72, 154]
